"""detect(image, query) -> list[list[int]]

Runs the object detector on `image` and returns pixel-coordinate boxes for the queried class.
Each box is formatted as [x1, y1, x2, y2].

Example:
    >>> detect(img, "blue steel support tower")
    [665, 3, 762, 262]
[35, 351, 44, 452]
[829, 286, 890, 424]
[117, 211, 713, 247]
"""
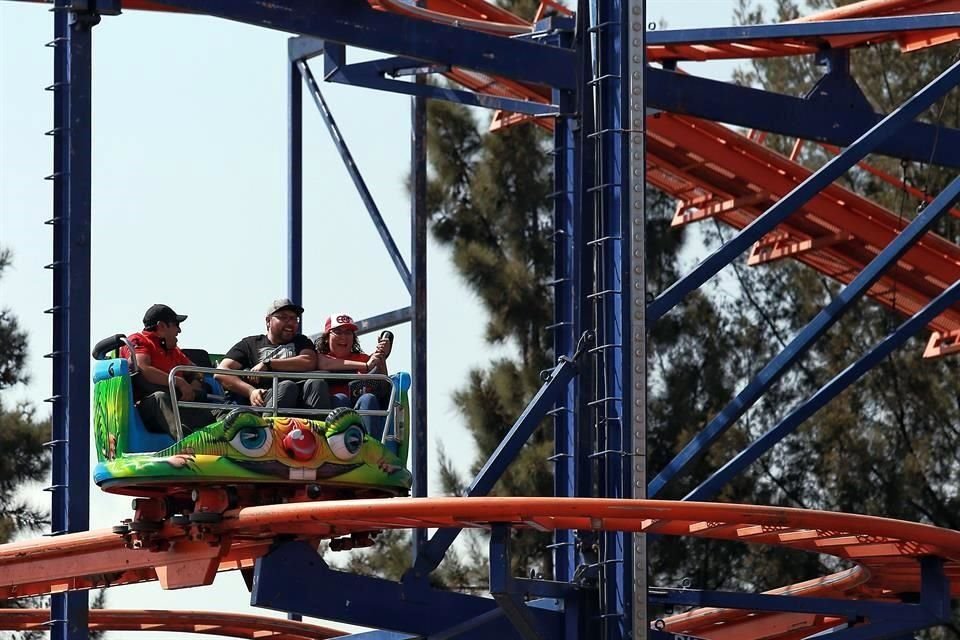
[48, 1, 114, 637]
[30, 0, 960, 637]
[584, 0, 645, 633]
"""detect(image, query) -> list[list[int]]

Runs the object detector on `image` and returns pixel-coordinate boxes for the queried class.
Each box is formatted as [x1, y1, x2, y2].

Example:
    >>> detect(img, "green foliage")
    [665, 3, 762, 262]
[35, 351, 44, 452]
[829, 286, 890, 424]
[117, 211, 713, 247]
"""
[0, 249, 55, 632]
[0, 404, 49, 544]
[0, 250, 50, 545]
[423, 97, 745, 587]
[426, 99, 557, 574]
[427, 102, 554, 363]
[0, 250, 29, 390]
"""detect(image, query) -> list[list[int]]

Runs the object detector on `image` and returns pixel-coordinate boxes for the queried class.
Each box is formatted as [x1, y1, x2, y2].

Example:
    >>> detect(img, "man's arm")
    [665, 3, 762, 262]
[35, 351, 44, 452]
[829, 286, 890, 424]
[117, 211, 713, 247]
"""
[133, 352, 195, 401]
[216, 357, 268, 407]
[253, 348, 316, 373]
[215, 357, 253, 394]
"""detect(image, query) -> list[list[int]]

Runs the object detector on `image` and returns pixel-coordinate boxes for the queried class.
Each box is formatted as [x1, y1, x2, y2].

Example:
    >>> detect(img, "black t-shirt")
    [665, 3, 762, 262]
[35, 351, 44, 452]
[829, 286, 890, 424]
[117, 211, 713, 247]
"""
[223, 334, 316, 390]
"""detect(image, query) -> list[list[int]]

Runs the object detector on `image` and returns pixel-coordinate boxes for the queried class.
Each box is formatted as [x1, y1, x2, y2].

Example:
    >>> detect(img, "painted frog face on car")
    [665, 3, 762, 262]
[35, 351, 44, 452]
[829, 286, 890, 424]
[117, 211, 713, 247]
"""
[163, 408, 404, 481]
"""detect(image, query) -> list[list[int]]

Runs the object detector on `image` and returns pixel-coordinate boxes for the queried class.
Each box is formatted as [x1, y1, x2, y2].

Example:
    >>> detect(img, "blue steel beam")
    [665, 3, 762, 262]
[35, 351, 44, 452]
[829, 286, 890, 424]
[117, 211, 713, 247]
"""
[297, 60, 413, 293]
[921, 556, 951, 623]
[51, 2, 96, 638]
[49, 5, 70, 638]
[146, 0, 575, 89]
[649, 170, 960, 498]
[336, 632, 419, 640]
[648, 13, 960, 51]
[686, 275, 960, 502]
[287, 53, 303, 307]
[251, 541, 561, 638]
[815, 621, 935, 640]
[325, 52, 559, 116]
[354, 306, 412, 335]
[646, 68, 960, 169]
[410, 29, 429, 555]
[572, 0, 597, 552]
[289, 35, 325, 62]
[646, 56, 960, 328]
[587, 0, 636, 629]
[490, 525, 549, 640]
[407, 354, 581, 576]
[551, 104, 577, 584]
[548, 11, 579, 592]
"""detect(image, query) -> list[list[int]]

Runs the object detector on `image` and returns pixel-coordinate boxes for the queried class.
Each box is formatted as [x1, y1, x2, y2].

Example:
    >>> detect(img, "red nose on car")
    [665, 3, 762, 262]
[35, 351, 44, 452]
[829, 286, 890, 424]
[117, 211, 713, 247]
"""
[283, 428, 317, 461]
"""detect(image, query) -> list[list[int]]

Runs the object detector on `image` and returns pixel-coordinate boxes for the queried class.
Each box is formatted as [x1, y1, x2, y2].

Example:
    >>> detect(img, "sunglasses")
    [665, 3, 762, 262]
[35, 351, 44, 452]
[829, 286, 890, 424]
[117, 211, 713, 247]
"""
[329, 327, 354, 335]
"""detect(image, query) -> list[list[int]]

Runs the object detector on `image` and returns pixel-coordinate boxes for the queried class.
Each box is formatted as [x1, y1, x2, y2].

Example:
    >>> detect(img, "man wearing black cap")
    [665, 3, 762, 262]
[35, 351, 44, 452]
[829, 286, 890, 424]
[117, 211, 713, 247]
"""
[121, 304, 215, 438]
[215, 298, 329, 413]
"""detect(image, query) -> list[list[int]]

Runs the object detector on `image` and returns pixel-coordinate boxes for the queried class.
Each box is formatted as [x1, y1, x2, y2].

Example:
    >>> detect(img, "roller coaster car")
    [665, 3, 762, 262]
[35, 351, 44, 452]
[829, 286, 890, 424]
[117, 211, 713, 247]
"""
[91, 334, 412, 508]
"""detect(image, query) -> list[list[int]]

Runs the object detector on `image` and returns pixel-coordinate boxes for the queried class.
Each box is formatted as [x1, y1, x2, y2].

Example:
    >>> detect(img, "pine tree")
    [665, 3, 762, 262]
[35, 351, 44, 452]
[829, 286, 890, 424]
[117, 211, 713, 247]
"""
[424, 100, 750, 585]
[0, 249, 50, 545]
[0, 249, 57, 639]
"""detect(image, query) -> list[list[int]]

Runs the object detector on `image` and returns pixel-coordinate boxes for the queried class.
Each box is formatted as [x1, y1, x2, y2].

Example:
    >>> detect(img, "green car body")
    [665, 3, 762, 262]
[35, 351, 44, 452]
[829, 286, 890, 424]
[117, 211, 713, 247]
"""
[91, 357, 412, 496]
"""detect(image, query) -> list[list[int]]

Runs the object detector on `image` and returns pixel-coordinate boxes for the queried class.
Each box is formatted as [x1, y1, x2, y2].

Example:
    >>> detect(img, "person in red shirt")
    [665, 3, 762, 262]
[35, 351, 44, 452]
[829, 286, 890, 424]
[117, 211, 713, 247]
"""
[315, 313, 391, 439]
[121, 304, 214, 438]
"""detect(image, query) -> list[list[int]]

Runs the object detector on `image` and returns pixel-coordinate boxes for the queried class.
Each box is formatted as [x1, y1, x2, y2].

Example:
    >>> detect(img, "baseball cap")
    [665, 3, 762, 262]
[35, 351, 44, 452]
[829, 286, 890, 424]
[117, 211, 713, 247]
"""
[325, 313, 358, 333]
[143, 304, 187, 328]
[266, 298, 304, 317]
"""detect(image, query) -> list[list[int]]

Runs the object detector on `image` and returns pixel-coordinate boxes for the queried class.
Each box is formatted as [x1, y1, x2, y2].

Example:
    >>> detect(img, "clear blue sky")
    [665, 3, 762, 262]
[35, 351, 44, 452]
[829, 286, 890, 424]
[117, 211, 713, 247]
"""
[0, 0, 759, 636]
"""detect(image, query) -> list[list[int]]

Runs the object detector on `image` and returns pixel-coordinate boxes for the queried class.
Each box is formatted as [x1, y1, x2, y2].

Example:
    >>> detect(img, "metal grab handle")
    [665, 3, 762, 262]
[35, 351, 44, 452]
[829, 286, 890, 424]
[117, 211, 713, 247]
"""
[167, 365, 398, 442]
[93, 334, 138, 374]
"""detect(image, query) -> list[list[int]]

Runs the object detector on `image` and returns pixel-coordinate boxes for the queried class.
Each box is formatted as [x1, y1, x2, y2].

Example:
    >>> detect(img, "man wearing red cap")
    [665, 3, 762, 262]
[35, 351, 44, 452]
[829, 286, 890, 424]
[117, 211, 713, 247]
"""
[121, 304, 214, 438]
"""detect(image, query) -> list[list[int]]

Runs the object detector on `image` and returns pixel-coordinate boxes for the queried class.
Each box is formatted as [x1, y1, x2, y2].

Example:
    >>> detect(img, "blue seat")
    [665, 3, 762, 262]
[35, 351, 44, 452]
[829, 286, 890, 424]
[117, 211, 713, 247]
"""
[92, 358, 174, 455]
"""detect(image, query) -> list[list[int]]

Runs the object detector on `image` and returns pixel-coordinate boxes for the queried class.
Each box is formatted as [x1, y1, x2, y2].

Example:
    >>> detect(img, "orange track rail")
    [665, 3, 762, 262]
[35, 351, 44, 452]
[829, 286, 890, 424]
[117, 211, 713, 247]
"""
[420, 0, 960, 356]
[0, 609, 342, 639]
[0, 530, 269, 598]
[646, 112, 960, 354]
[3, 497, 960, 639]
[659, 568, 871, 640]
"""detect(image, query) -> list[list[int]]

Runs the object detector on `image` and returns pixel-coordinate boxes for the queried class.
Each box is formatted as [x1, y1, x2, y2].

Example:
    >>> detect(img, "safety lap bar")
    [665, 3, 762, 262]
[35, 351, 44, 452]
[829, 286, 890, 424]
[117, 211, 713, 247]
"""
[167, 365, 397, 442]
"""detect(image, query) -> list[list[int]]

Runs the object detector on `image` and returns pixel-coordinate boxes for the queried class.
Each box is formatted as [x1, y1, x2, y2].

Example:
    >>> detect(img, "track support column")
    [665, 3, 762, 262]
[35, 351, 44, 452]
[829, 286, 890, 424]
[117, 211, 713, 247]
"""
[410, 54, 429, 556]
[49, 1, 116, 637]
[627, 0, 647, 636]
[287, 51, 303, 307]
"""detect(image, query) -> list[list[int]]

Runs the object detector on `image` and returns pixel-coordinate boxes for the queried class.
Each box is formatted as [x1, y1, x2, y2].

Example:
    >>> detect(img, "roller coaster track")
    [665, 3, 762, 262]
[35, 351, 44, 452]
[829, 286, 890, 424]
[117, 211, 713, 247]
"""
[8, 0, 960, 637]
[0, 609, 342, 639]
[2, 498, 960, 638]
[417, 0, 960, 358]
